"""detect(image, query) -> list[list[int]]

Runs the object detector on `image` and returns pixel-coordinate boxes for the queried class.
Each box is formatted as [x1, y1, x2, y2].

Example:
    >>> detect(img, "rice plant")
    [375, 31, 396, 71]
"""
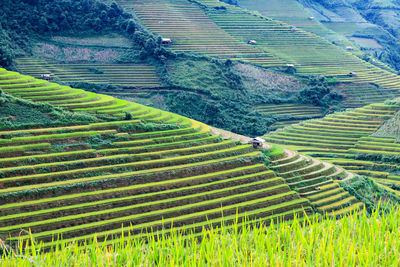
[1, 205, 399, 266]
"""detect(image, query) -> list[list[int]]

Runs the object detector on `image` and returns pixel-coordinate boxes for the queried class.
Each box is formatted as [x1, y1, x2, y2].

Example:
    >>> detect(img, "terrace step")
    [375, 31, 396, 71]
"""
[271, 149, 300, 166]
[286, 162, 336, 182]
[301, 183, 340, 197]
[279, 157, 322, 178]
[327, 202, 364, 218]
[307, 187, 344, 202]
[0, 164, 271, 216]
[1, 179, 288, 234]
[296, 179, 334, 194]
[41, 201, 313, 249]
[270, 154, 308, 173]
[0, 145, 255, 188]
[8, 191, 306, 244]
[318, 196, 358, 213]
[313, 191, 350, 208]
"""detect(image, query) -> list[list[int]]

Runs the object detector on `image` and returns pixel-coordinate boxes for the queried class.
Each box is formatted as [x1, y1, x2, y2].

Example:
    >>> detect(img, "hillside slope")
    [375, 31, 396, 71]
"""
[0, 67, 368, 249]
[122, 0, 400, 98]
[264, 101, 400, 194]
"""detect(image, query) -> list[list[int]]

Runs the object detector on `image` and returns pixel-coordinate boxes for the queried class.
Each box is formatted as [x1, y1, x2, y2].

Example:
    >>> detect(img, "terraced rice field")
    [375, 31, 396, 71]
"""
[115, 0, 400, 112]
[117, 0, 285, 66]
[136, 0, 400, 96]
[334, 83, 397, 107]
[15, 57, 161, 87]
[257, 104, 323, 118]
[319, 136, 400, 190]
[264, 102, 400, 191]
[238, 0, 353, 45]
[0, 68, 176, 123]
[257, 104, 324, 130]
[0, 65, 367, 248]
[0, 118, 316, 249]
[204, 5, 381, 75]
[266, 145, 362, 216]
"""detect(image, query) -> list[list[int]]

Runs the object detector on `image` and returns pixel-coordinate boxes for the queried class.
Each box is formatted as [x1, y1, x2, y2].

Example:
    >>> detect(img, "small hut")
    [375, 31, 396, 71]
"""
[308, 16, 315, 20]
[286, 63, 295, 68]
[290, 27, 297, 32]
[348, 71, 357, 77]
[40, 74, 52, 81]
[249, 137, 265, 149]
[248, 40, 257, 45]
[346, 46, 354, 51]
[161, 38, 172, 45]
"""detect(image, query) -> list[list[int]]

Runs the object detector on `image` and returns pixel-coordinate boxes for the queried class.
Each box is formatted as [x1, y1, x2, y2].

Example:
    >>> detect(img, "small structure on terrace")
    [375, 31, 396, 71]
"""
[346, 46, 354, 51]
[248, 40, 257, 45]
[348, 71, 357, 77]
[40, 74, 52, 81]
[308, 16, 315, 20]
[290, 27, 297, 32]
[249, 137, 265, 149]
[161, 38, 172, 45]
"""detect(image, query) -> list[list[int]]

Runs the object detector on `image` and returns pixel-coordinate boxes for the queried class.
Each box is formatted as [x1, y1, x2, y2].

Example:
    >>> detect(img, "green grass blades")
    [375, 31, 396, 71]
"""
[2, 206, 400, 266]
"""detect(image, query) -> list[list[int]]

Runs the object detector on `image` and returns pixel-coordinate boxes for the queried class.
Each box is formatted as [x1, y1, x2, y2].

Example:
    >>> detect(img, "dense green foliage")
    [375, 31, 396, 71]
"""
[296, 76, 343, 111]
[340, 176, 400, 213]
[0, 0, 134, 68]
[160, 57, 275, 136]
[2, 206, 400, 266]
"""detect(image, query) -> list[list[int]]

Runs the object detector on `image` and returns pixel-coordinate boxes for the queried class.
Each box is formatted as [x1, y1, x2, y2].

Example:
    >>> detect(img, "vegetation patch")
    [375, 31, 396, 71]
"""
[340, 175, 400, 213]
[0, 91, 106, 130]
[373, 109, 400, 141]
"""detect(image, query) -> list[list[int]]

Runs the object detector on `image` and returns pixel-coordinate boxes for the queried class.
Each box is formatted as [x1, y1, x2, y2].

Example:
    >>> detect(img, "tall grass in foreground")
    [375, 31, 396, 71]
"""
[1, 207, 400, 266]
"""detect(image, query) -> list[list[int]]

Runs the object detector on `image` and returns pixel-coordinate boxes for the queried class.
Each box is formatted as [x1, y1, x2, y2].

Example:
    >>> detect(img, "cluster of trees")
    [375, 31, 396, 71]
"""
[163, 90, 275, 137]
[0, 0, 141, 68]
[297, 76, 343, 111]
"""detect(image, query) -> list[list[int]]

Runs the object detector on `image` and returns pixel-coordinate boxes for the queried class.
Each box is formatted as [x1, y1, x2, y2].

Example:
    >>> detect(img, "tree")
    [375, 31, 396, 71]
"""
[144, 38, 156, 53]
[38, 16, 49, 32]
[126, 20, 136, 34]
[0, 39, 14, 68]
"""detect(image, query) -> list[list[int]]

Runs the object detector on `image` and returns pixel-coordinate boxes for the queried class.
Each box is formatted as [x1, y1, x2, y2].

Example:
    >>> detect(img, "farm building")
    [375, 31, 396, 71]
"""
[346, 46, 354, 51]
[161, 38, 172, 45]
[248, 40, 257, 45]
[290, 27, 297, 32]
[349, 71, 357, 77]
[249, 137, 265, 148]
[40, 74, 52, 80]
